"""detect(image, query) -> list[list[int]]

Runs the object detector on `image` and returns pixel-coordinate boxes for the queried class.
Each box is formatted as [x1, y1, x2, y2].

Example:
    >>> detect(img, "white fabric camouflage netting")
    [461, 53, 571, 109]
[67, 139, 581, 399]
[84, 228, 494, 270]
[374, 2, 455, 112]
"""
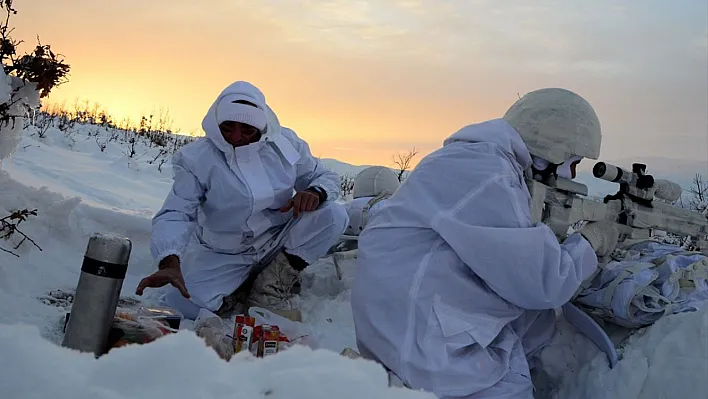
[575, 240, 708, 328]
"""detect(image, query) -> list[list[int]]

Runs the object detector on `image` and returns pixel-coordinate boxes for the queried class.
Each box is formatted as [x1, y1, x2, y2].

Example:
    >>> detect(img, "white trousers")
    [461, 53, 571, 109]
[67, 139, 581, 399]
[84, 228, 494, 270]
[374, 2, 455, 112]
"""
[162, 201, 348, 319]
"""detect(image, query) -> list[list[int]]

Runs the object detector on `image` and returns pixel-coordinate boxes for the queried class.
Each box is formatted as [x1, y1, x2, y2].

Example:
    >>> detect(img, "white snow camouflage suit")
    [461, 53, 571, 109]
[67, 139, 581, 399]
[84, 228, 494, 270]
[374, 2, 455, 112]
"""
[351, 118, 599, 398]
[150, 81, 347, 318]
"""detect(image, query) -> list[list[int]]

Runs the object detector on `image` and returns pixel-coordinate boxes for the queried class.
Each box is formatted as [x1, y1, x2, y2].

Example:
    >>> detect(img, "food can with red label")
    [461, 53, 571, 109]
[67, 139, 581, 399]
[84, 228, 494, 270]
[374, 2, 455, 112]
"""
[233, 315, 256, 353]
[257, 324, 280, 357]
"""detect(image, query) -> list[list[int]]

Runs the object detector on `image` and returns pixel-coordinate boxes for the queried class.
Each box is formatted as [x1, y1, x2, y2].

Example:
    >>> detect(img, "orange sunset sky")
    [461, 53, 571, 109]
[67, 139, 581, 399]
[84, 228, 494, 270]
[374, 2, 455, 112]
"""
[15, 0, 708, 168]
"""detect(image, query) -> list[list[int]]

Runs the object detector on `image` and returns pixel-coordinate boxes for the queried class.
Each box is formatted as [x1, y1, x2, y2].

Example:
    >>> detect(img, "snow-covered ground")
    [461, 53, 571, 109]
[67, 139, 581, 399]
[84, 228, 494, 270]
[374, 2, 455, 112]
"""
[0, 121, 707, 398]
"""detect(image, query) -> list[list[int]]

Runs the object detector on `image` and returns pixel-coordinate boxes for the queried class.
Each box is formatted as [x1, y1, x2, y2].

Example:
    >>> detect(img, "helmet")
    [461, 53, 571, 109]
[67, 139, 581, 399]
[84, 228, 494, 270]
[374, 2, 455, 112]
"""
[353, 166, 400, 199]
[503, 88, 602, 165]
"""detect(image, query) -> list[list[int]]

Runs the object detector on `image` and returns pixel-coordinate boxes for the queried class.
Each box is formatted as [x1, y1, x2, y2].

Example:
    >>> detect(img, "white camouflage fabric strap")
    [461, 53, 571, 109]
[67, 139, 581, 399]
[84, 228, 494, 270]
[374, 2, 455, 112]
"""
[574, 240, 708, 328]
[362, 191, 392, 228]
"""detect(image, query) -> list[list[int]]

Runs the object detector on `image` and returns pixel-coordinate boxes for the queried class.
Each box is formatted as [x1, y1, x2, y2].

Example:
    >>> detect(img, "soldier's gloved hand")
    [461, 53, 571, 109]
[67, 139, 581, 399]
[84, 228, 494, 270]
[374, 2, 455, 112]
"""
[578, 221, 620, 257]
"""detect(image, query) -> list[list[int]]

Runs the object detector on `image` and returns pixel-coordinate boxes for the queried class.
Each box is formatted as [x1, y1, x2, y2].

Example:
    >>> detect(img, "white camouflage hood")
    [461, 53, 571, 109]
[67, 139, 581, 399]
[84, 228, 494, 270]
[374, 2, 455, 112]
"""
[443, 118, 533, 170]
[201, 81, 283, 155]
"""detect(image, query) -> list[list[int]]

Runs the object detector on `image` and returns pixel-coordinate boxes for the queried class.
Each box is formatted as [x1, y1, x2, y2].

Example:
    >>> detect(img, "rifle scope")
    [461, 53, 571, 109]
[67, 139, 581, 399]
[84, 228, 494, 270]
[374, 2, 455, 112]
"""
[593, 162, 683, 202]
[593, 162, 654, 188]
[652, 179, 683, 202]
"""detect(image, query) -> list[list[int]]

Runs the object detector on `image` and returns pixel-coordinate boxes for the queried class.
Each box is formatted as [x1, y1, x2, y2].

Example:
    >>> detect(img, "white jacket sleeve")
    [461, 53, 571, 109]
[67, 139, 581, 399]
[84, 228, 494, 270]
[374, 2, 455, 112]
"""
[431, 177, 598, 310]
[150, 151, 205, 264]
[290, 132, 340, 202]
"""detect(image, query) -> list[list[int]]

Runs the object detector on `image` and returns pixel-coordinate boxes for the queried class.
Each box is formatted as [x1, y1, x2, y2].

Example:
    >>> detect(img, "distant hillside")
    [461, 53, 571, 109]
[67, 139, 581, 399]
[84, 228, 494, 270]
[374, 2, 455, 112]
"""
[320, 158, 398, 177]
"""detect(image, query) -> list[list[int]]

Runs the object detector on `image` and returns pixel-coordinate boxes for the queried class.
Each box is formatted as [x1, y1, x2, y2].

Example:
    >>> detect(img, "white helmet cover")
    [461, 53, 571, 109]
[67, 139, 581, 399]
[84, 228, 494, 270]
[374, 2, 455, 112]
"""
[353, 166, 400, 199]
[503, 88, 602, 164]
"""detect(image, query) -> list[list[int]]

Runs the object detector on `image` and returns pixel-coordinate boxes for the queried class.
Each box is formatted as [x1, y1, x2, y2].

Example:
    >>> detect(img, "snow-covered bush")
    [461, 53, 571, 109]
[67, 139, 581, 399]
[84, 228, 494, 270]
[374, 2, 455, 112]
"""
[0, 0, 70, 165]
[35, 100, 197, 169]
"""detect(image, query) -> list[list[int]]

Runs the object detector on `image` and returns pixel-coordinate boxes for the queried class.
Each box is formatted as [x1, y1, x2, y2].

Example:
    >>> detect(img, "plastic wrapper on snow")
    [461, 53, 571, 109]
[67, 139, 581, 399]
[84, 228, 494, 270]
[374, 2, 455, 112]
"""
[193, 308, 235, 361]
[0, 323, 435, 399]
[575, 241, 708, 328]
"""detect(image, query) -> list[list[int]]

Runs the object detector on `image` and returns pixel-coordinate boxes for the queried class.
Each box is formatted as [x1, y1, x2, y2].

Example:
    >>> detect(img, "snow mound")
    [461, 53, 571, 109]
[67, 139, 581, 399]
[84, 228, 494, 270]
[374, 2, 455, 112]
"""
[0, 323, 434, 399]
[542, 306, 708, 399]
[0, 119, 433, 398]
[1, 111, 707, 398]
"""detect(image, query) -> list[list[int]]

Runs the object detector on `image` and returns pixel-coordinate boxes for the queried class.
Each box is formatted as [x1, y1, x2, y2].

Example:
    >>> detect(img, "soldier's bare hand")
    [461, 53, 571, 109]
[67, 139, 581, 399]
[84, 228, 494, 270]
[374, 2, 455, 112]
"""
[135, 255, 190, 298]
[280, 191, 320, 218]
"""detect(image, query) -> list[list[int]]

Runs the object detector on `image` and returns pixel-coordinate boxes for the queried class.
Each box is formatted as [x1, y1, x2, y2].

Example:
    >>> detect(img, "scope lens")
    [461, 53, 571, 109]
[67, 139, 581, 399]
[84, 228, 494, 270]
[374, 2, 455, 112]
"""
[593, 162, 606, 178]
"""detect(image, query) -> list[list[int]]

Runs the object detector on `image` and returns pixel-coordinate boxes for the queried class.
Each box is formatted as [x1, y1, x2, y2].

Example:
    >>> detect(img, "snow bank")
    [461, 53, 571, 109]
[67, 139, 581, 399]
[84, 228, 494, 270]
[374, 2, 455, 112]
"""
[0, 323, 434, 399]
[1, 114, 707, 398]
[0, 120, 429, 398]
[538, 306, 708, 399]
[0, 168, 157, 344]
[4, 127, 176, 214]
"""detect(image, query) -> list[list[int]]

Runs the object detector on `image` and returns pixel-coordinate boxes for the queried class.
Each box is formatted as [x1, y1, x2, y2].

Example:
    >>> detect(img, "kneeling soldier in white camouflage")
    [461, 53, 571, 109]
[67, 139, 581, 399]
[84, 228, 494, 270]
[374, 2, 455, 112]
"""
[136, 81, 348, 322]
[352, 88, 621, 398]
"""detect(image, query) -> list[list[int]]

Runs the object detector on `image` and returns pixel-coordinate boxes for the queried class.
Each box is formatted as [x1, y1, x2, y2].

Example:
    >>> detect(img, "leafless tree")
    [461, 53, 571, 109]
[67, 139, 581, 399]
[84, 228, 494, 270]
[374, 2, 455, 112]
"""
[392, 147, 419, 182]
[31, 111, 53, 138]
[662, 173, 707, 248]
[686, 173, 707, 214]
[340, 173, 355, 198]
[148, 148, 168, 165]
[95, 136, 107, 152]
[154, 107, 174, 134]
[124, 136, 137, 158]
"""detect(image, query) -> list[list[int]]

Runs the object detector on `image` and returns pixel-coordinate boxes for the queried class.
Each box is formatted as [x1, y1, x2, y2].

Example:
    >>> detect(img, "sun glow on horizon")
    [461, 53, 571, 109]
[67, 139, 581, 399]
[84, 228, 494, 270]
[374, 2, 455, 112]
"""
[15, 0, 708, 167]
